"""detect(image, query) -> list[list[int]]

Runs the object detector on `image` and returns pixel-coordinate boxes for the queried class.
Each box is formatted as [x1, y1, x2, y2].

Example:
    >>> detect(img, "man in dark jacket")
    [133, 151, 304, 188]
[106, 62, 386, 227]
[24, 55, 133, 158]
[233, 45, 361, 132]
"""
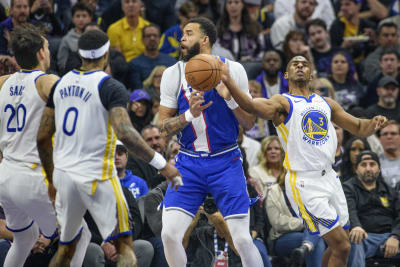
[343, 150, 400, 267]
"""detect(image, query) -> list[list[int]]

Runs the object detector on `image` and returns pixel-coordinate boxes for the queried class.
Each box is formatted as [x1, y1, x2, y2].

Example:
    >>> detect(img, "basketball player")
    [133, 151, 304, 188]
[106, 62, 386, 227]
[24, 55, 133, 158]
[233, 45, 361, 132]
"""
[0, 25, 90, 267]
[158, 17, 266, 267]
[37, 30, 182, 267]
[221, 55, 388, 267]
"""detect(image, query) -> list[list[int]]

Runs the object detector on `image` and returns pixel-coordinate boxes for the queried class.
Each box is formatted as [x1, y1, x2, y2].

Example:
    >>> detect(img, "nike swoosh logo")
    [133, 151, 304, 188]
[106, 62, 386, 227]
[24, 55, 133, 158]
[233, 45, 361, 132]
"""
[294, 100, 302, 103]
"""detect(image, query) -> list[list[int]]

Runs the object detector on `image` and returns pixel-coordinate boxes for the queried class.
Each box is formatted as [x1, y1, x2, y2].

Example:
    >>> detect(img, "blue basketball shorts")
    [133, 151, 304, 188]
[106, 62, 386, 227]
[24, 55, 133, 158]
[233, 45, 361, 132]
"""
[163, 147, 249, 219]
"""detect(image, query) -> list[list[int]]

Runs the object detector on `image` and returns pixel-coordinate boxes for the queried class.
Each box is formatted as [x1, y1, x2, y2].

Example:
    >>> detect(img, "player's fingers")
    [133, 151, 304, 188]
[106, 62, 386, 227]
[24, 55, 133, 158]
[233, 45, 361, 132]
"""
[364, 232, 368, 240]
[200, 101, 213, 110]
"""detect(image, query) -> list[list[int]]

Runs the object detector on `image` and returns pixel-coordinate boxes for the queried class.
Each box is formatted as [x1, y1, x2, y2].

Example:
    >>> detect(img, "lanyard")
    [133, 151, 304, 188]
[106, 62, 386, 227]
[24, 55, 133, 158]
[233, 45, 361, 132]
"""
[214, 229, 228, 255]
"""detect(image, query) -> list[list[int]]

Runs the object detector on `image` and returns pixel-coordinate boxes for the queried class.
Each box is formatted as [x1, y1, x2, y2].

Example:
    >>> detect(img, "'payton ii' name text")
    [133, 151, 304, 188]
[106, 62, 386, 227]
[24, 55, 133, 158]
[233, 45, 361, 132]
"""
[59, 85, 92, 102]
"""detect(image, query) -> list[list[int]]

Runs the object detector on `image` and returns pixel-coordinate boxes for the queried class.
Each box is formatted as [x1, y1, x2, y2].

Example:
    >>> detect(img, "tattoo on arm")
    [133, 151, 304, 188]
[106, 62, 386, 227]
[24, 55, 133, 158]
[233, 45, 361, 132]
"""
[37, 108, 56, 184]
[160, 114, 188, 138]
[110, 107, 155, 162]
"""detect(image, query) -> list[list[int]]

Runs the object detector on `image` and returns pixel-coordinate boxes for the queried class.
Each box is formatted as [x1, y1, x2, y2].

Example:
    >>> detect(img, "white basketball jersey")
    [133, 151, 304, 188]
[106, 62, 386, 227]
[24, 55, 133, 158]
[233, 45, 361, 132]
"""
[0, 70, 46, 166]
[53, 70, 117, 182]
[276, 93, 337, 172]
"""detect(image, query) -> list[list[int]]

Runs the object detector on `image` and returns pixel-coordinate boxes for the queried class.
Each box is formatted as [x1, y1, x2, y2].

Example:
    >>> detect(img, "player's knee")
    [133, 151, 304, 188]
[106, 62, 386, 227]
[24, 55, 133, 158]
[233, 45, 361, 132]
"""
[161, 227, 183, 245]
[231, 232, 253, 251]
[333, 238, 351, 256]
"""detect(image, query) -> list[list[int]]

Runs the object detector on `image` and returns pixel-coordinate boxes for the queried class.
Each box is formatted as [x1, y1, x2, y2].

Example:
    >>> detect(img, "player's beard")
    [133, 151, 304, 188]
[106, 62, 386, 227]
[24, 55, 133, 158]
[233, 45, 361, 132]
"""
[180, 42, 200, 62]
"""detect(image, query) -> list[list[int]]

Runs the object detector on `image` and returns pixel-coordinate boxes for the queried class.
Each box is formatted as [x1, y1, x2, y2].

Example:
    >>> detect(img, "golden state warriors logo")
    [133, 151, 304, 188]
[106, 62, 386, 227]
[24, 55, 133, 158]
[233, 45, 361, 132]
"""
[301, 110, 330, 146]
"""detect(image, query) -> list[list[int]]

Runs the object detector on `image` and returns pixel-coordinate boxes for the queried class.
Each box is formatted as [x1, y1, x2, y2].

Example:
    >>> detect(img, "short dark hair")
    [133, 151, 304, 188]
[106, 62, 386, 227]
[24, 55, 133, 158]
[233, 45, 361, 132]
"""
[11, 24, 44, 69]
[141, 124, 161, 136]
[179, 1, 198, 18]
[378, 22, 398, 35]
[83, 22, 101, 32]
[186, 17, 217, 47]
[305, 18, 327, 34]
[72, 2, 93, 17]
[78, 29, 109, 62]
[142, 23, 160, 37]
[379, 48, 400, 61]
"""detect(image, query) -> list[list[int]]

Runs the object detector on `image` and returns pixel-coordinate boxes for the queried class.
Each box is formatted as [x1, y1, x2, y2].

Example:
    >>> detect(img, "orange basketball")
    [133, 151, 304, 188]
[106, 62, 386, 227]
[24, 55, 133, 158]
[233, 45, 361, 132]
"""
[184, 54, 221, 91]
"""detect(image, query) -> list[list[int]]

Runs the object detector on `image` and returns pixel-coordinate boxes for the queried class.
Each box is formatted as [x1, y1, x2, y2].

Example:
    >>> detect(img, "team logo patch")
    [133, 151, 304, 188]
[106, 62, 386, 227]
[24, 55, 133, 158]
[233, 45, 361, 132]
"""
[301, 109, 330, 146]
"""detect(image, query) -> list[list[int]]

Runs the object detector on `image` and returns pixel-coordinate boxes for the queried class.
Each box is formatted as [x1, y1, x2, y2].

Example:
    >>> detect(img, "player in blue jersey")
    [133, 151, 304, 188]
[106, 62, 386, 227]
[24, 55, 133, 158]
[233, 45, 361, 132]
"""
[158, 17, 266, 267]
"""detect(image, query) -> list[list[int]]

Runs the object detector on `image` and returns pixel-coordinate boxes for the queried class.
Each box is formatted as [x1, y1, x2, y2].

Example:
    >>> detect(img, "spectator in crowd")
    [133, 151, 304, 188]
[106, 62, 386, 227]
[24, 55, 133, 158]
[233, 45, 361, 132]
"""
[107, 0, 150, 62]
[378, 121, 400, 188]
[333, 122, 345, 172]
[306, 19, 340, 77]
[340, 137, 371, 182]
[343, 150, 400, 267]
[57, 2, 92, 74]
[238, 126, 261, 168]
[266, 167, 326, 267]
[282, 30, 315, 68]
[216, 0, 265, 61]
[363, 22, 400, 84]
[151, 96, 161, 125]
[29, 0, 63, 37]
[128, 24, 176, 90]
[143, 0, 177, 33]
[249, 135, 284, 201]
[143, 65, 166, 101]
[328, 51, 364, 110]
[270, 0, 316, 50]
[79, 0, 101, 19]
[245, 80, 271, 141]
[165, 139, 180, 165]
[243, 0, 275, 35]
[191, 0, 220, 23]
[273, 0, 335, 28]
[358, 0, 391, 21]
[330, 0, 375, 63]
[116, 140, 149, 199]
[159, 1, 198, 59]
[310, 77, 336, 99]
[98, 0, 123, 32]
[365, 76, 400, 122]
[362, 49, 400, 107]
[381, 1, 400, 33]
[256, 49, 289, 99]
[128, 89, 154, 134]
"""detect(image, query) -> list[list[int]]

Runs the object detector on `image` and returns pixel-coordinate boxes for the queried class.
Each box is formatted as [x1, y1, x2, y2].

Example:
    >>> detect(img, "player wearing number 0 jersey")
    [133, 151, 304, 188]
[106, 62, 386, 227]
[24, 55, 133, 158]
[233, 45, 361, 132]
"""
[0, 25, 90, 267]
[37, 29, 181, 267]
[223, 55, 388, 267]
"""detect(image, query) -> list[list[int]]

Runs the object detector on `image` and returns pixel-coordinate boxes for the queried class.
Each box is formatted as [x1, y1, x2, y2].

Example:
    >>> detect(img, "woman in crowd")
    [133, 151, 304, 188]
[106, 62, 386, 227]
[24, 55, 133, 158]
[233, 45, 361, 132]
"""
[246, 80, 270, 141]
[340, 137, 371, 182]
[282, 30, 315, 70]
[128, 89, 154, 134]
[328, 51, 364, 111]
[216, 0, 265, 61]
[143, 65, 166, 101]
[311, 77, 336, 99]
[249, 136, 285, 201]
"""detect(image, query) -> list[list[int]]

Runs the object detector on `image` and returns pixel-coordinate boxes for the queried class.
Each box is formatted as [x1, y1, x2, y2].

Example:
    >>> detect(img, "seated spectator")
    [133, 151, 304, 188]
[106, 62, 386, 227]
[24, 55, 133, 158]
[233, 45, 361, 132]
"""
[216, 0, 265, 61]
[249, 136, 284, 200]
[143, 0, 177, 33]
[365, 76, 400, 122]
[128, 24, 176, 90]
[57, 2, 93, 74]
[310, 77, 335, 99]
[362, 49, 400, 107]
[282, 30, 315, 68]
[333, 122, 345, 172]
[116, 140, 149, 199]
[159, 1, 198, 59]
[340, 137, 371, 182]
[143, 65, 166, 101]
[270, 0, 316, 50]
[357, 0, 391, 22]
[99, 0, 123, 32]
[306, 19, 340, 77]
[191, 0, 220, 23]
[107, 0, 150, 62]
[378, 121, 400, 188]
[238, 126, 261, 168]
[343, 151, 400, 267]
[255, 50, 288, 99]
[273, 0, 335, 28]
[128, 89, 154, 134]
[329, 0, 375, 63]
[266, 171, 326, 267]
[29, 0, 63, 37]
[328, 51, 364, 110]
[243, 0, 275, 35]
[245, 80, 270, 141]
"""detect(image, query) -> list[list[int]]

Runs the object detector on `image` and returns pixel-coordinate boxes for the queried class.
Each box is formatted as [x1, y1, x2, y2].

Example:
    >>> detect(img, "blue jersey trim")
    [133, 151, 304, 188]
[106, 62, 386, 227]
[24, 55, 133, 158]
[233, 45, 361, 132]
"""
[287, 93, 316, 103]
[98, 75, 111, 91]
[220, 57, 226, 63]
[42, 229, 59, 240]
[72, 69, 102, 75]
[19, 69, 40, 73]
[284, 96, 293, 125]
[105, 231, 132, 242]
[343, 224, 350, 230]
[6, 220, 34, 232]
[34, 73, 47, 83]
[59, 227, 83, 245]
[321, 96, 332, 112]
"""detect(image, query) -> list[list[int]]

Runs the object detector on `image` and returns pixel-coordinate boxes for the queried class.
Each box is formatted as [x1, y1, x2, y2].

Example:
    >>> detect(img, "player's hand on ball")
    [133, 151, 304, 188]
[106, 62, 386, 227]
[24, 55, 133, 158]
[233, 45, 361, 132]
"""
[189, 91, 212, 117]
[372, 115, 388, 130]
[160, 163, 183, 191]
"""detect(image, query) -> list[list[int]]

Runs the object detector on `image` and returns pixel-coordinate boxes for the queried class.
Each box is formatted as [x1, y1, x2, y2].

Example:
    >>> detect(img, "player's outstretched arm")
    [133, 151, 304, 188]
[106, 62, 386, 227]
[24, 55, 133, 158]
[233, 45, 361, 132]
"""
[110, 107, 182, 191]
[327, 97, 388, 137]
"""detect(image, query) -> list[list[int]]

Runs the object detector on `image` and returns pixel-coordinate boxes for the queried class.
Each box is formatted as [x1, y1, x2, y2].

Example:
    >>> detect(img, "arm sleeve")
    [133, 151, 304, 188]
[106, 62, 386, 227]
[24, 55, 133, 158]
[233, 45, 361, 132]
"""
[98, 77, 130, 111]
[46, 80, 59, 109]
[160, 63, 180, 109]
[342, 182, 362, 228]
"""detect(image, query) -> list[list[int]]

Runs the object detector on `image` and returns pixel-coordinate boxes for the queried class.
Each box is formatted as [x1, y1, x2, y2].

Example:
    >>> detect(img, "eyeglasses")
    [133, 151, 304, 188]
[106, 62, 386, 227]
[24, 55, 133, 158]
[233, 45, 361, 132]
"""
[143, 34, 159, 38]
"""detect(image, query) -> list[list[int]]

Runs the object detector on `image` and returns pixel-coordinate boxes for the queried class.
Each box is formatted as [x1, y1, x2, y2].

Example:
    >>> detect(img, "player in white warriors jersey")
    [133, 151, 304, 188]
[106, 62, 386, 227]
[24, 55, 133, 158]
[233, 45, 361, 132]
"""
[0, 25, 90, 267]
[222, 55, 388, 267]
[37, 29, 182, 267]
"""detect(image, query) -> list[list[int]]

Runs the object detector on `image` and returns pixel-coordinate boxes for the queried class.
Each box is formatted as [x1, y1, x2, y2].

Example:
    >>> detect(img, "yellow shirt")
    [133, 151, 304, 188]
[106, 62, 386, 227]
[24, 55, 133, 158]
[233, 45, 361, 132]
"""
[340, 17, 358, 37]
[107, 16, 150, 62]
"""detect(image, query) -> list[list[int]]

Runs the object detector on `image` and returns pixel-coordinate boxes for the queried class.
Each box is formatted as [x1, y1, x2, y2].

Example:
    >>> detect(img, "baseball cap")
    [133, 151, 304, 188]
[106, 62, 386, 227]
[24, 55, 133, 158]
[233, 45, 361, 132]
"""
[378, 76, 399, 88]
[129, 89, 151, 102]
[352, 0, 362, 3]
[244, 0, 261, 5]
[355, 150, 380, 168]
[116, 140, 127, 153]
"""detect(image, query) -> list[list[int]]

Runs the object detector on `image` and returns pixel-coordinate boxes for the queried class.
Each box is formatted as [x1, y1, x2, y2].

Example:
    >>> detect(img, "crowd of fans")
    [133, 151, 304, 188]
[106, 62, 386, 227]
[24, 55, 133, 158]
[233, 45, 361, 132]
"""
[0, 0, 400, 266]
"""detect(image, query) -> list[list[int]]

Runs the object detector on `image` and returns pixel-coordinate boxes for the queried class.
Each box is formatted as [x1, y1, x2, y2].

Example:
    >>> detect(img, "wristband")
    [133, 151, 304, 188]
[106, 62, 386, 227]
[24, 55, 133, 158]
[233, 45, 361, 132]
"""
[184, 109, 195, 122]
[149, 151, 167, 170]
[225, 98, 238, 110]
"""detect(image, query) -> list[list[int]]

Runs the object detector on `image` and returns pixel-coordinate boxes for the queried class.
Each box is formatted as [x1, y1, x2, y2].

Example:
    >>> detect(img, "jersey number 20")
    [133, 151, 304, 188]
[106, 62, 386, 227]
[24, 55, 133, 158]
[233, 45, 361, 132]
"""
[4, 104, 26, 132]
